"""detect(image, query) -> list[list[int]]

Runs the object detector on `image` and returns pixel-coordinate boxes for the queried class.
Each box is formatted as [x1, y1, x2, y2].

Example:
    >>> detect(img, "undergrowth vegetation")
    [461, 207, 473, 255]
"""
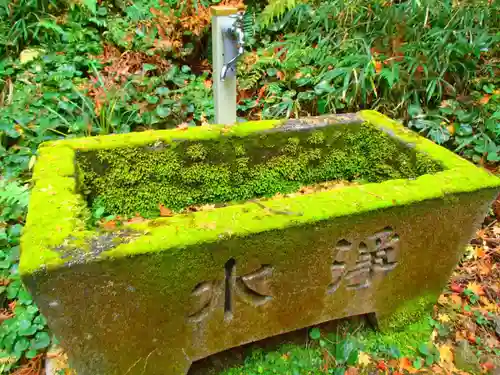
[0, 0, 499, 373]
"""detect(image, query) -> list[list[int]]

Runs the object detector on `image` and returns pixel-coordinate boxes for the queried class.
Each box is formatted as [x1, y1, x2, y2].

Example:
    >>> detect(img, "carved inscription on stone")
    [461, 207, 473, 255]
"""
[188, 259, 273, 323]
[328, 228, 400, 293]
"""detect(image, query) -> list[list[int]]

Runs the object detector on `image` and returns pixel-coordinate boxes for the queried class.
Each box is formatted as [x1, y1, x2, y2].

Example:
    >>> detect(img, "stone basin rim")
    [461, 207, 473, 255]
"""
[20, 110, 500, 275]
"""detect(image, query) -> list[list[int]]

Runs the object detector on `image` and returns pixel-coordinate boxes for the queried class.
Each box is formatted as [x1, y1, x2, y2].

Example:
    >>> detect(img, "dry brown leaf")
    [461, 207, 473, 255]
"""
[125, 216, 147, 225]
[478, 260, 492, 276]
[159, 204, 174, 217]
[455, 330, 467, 341]
[484, 335, 499, 349]
[438, 294, 449, 305]
[450, 294, 463, 306]
[480, 297, 498, 313]
[102, 220, 116, 230]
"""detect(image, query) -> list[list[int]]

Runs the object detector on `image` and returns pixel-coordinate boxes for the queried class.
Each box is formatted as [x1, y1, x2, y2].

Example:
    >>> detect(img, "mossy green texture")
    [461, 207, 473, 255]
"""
[360, 313, 434, 357]
[376, 293, 437, 332]
[77, 122, 441, 217]
[20, 112, 500, 375]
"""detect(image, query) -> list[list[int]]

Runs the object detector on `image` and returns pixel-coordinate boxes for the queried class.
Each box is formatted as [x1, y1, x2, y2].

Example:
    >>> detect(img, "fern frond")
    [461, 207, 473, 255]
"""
[259, 0, 298, 27]
[0, 180, 29, 221]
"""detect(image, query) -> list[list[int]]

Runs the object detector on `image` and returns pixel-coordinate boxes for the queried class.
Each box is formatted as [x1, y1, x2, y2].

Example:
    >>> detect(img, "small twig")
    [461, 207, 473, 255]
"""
[250, 199, 303, 216]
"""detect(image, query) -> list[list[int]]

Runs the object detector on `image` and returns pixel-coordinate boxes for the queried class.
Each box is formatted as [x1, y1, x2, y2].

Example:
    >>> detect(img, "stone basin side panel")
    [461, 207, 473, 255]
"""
[22, 188, 495, 375]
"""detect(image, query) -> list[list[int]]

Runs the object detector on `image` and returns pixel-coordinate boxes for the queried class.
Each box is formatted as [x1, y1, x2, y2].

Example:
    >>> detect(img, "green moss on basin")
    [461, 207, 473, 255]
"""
[77, 121, 441, 218]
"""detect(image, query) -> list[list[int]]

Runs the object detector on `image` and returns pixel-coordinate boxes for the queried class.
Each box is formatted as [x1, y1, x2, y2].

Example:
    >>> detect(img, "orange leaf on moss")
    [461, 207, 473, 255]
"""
[159, 204, 174, 217]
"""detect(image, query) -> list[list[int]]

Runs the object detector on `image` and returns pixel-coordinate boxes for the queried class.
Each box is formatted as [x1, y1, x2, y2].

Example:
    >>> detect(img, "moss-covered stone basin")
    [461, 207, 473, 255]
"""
[20, 111, 500, 375]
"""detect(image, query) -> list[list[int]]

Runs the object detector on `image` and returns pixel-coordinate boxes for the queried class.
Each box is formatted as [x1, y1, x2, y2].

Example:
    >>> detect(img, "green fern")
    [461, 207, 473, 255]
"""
[259, 0, 298, 27]
[0, 180, 29, 221]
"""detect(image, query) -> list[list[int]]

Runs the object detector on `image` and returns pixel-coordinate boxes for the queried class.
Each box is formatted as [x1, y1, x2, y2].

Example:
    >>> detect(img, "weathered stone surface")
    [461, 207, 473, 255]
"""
[20, 111, 500, 375]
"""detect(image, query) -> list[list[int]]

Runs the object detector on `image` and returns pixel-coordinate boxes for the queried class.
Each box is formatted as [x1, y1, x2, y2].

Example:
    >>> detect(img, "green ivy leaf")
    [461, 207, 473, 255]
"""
[17, 289, 33, 305]
[32, 332, 51, 350]
[413, 357, 423, 369]
[456, 124, 473, 136]
[143, 64, 157, 72]
[25, 348, 38, 359]
[156, 106, 172, 118]
[309, 328, 321, 340]
[146, 95, 159, 104]
[18, 319, 37, 336]
[13, 338, 30, 357]
[418, 343, 430, 356]
[6, 280, 21, 299]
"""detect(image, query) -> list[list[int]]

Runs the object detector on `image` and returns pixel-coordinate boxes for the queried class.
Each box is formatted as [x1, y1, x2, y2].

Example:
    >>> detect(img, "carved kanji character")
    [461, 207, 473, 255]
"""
[329, 228, 400, 293]
[187, 261, 273, 323]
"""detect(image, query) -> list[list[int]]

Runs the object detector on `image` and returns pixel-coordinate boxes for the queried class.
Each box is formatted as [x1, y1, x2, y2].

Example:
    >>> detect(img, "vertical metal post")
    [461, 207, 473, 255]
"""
[211, 6, 241, 125]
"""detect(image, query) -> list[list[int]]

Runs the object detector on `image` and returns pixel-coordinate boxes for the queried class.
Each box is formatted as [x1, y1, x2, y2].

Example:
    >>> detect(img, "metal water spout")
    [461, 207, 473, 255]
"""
[211, 6, 246, 125]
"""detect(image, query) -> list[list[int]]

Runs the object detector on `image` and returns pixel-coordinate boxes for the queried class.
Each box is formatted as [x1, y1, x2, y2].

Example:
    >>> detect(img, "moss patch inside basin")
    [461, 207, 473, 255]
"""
[76, 120, 442, 219]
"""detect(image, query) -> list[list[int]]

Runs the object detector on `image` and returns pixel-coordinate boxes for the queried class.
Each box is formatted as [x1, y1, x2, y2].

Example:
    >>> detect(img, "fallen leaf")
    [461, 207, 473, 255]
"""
[125, 216, 147, 225]
[455, 330, 466, 341]
[198, 204, 216, 211]
[484, 335, 499, 348]
[358, 352, 371, 367]
[479, 94, 491, 105]
[480, 297, 498, 312]
[159, 204, 174, 217]
[450, 294, 463, 306]
[438, 344, 454, 367]
[466, 281, 484, 296]
[451, 282, 464, 293]
[438, 294, 449, 305]
[377, 360, 388, 371]
[199, 222, 217, 230]
[478, 261, 492, 276]
[482, 361, 495, 371]
[374, 60, 383, 73]
[102, 220, 116, 230]
[276, 71, 284, 80]
[474, 246, 485, 259]
[467, 331, 477, 344]
[438, 313, 451, 323]
[203, 79, 212, 89]
[345, 367, 359, 375]
[399, 357, 418, 373]
[447, 124, 455, 135]
[176, 123, 189, 130]
[431, 364, 444, 373]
